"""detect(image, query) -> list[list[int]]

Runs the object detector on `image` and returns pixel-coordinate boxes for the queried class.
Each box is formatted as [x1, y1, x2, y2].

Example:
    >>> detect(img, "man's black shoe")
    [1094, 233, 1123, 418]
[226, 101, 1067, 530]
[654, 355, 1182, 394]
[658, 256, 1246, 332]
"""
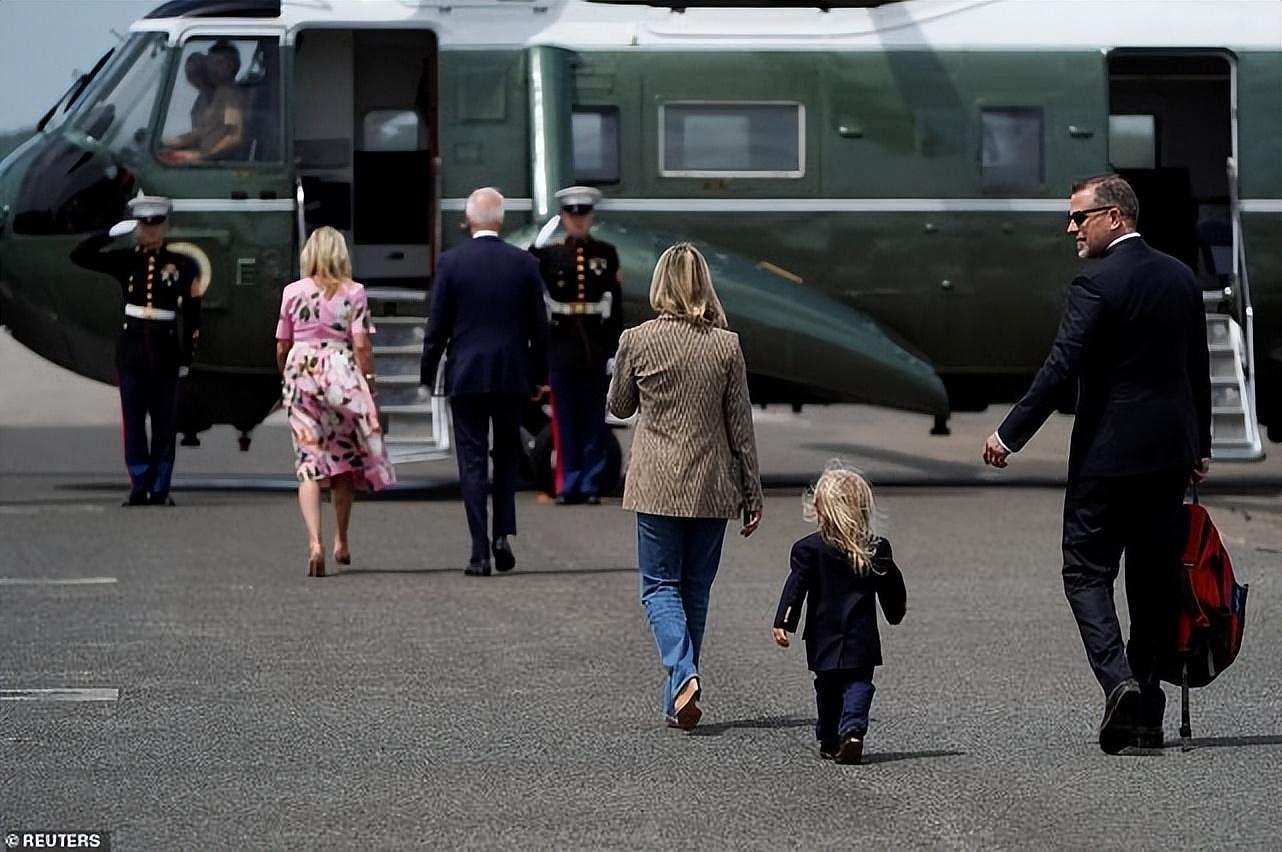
[464, 560, 491, 577]
[148, 494, 176, 506]
[818, 740, 839, 760]
[584, 495, 601, 505]
[554, 494, 584, 506]
[492, 536, 516, 573]
[1133, 726, 1164, 749]
[1099, 679, 1141, 755]
[122, 493, 148, 507]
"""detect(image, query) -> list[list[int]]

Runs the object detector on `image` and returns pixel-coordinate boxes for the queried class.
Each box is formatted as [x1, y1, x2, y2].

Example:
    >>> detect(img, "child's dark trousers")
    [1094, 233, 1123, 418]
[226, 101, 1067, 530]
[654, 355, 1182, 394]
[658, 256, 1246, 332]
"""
[814, 666, 875, 742]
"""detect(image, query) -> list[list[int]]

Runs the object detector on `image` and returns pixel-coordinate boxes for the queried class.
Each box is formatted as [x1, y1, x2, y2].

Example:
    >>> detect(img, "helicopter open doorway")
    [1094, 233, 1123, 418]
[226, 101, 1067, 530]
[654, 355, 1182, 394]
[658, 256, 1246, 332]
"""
[292, 28, 440, 289]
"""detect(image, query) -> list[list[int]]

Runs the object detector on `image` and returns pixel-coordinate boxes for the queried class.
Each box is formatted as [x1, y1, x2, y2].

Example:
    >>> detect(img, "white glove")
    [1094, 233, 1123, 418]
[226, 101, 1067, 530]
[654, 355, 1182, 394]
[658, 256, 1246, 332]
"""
[178, 366, 190, 378]
[108, 219, 138, 238]
[533, 214, 561, 249]
[606, 357, 616, 376]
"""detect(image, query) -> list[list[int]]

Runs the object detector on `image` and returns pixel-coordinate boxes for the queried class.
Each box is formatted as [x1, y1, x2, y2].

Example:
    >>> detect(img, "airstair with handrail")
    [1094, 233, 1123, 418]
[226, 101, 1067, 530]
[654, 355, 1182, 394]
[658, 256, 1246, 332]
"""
[1205, 157, 1263, 461]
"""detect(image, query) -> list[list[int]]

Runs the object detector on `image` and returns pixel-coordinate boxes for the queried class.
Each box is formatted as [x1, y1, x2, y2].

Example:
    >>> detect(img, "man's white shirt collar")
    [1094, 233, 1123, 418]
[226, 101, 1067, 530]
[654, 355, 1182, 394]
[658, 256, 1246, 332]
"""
[472, 229, 499, 239]
[1106, 232, 1141, 251]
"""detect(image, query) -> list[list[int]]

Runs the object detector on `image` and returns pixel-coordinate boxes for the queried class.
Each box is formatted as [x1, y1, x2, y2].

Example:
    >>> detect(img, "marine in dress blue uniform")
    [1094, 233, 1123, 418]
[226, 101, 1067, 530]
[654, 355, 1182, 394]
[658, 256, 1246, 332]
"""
[529, 186, 623, 505]
[71, 196, 203, 506]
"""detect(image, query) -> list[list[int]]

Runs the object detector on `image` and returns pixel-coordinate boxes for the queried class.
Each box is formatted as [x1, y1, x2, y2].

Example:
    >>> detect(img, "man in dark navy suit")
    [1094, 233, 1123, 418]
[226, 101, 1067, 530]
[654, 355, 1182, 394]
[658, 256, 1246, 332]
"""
[983, 174, 1211, 754]
[421, 187, 549, 576]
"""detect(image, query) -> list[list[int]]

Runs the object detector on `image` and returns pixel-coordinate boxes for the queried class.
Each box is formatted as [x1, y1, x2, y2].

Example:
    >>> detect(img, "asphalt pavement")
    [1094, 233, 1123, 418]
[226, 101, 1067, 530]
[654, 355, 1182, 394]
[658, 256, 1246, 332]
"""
[2, 330, 1279, 850]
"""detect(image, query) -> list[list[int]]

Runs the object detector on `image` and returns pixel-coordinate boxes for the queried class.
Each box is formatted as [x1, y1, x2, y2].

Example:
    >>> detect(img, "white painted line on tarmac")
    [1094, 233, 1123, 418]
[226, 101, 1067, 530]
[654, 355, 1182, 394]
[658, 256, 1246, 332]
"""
[0, 688, 119, 702]
[0, 577, 118, 586]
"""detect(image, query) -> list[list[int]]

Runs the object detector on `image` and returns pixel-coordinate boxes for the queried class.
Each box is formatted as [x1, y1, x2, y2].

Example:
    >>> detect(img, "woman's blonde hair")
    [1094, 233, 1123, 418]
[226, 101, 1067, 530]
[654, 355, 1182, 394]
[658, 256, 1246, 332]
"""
[300, 226, 352, 298]
[803, 461, 880, 576]
[649, 242, 728, 328]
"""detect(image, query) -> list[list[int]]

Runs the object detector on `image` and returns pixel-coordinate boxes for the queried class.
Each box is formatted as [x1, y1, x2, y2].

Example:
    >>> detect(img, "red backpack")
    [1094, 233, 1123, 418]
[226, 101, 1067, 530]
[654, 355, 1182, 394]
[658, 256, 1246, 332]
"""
[1157, 495, 1249, 741]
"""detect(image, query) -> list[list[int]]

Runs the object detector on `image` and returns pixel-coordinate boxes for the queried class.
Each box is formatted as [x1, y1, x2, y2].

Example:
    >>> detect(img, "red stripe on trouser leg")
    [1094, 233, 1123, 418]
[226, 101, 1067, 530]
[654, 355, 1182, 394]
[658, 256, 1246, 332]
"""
[549, 389, 564, 496]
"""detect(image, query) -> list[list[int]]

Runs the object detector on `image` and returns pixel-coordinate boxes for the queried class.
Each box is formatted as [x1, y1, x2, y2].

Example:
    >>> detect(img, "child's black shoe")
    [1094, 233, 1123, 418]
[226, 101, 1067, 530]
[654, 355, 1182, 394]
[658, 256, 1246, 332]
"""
[835, 734, 864, 765]
[819, 739, 839, 760]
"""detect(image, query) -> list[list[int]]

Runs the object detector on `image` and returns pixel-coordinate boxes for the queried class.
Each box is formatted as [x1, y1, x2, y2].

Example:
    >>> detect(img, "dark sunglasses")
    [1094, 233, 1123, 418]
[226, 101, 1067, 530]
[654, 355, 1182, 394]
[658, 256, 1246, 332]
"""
[562, 205, 594, 216]
[137, 216, 168, 226]
[1067, 206, 1116, 227]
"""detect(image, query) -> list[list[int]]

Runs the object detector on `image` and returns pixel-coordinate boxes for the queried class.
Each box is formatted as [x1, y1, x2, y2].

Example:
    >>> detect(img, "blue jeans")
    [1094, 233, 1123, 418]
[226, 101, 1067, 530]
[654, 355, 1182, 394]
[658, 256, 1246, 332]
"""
[636, 513, 728, 717]
[814, 667, 876, 742]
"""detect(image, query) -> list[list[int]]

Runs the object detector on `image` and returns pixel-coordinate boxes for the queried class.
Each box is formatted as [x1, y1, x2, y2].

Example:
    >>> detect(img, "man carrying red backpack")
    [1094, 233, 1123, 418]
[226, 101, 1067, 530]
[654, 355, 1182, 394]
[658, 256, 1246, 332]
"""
[982, 174, 1212, 754]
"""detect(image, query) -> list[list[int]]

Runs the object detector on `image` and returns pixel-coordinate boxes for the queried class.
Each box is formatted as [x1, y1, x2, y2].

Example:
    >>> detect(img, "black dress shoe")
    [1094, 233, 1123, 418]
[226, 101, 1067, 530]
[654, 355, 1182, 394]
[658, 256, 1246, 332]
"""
[819, 740, 839, 760]
[554, 494, 584, 506]
[122, 493, 148, 507]
[1099, 679, 1141, 755]
[464, 560, 491, 577]
[584, 495, 601, 505]
[492, 536, 516, 573]
[148, 494, 176, 506]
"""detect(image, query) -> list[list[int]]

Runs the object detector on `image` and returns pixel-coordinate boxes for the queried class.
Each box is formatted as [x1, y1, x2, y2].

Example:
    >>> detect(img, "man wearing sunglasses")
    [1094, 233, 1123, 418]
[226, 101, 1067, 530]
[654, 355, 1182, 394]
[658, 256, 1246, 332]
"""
[529, 185, 624, 505]
[981, 173, 1211, 754]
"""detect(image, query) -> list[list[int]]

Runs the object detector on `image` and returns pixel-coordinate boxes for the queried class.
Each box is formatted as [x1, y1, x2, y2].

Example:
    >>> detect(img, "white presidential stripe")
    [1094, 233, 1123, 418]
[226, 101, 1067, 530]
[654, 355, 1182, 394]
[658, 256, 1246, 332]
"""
[1240, 200, 1282, 214]
[175, 195, 1281, 216]
[170, 198, 295, 213]
[439, 197, 534, 212]
[441, 197, 1067, 214]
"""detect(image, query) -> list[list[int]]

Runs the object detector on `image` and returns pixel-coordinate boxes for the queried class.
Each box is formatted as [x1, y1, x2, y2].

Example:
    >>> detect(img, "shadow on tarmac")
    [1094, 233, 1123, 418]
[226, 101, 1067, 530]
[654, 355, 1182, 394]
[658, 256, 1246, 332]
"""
[861, 749, 967, 765]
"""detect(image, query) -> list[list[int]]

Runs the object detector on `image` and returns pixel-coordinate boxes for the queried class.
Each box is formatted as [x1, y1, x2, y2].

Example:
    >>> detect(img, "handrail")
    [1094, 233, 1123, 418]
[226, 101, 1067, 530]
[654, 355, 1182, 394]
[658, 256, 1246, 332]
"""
[293, 178, 306, 266]
[1226, 157, 1257, 402]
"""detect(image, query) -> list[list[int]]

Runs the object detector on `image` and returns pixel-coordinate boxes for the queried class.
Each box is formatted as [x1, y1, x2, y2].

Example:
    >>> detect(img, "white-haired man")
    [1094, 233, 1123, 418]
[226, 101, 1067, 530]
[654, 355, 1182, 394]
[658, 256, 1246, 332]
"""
[421, 188, 549, 575]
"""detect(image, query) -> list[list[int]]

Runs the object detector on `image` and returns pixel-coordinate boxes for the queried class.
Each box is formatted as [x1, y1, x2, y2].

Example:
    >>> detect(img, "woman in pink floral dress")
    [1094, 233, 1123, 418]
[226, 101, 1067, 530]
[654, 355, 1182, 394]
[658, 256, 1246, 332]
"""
[275, 226, 395, 576]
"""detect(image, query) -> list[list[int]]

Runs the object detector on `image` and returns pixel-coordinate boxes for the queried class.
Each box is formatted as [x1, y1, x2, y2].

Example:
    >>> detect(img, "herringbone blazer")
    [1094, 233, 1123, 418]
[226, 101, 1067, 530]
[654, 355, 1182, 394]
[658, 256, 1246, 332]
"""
[608, 317, 763, 518]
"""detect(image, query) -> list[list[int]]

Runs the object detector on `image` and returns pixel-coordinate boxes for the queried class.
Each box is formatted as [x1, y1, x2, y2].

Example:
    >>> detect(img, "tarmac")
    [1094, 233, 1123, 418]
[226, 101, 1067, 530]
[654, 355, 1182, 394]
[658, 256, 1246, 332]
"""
[1, 330, 1279, 850]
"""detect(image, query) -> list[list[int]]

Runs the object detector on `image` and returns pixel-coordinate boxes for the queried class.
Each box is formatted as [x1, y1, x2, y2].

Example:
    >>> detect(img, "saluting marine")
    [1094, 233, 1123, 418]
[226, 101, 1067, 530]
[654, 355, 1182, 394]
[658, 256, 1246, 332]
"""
[530, 186, 623, 505]
[71, 196, 203, 506]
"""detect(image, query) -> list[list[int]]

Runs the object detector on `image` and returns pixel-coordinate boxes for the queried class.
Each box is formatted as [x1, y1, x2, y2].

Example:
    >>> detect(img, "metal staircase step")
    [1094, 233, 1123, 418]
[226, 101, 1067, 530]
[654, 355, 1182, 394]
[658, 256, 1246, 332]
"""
[1204, 313, 1262, 460]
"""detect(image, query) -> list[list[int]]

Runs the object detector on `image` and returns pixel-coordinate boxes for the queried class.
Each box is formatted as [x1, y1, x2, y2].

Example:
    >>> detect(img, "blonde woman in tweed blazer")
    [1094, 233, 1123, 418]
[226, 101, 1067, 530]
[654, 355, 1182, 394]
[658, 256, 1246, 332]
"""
[607, 243, 763, 730]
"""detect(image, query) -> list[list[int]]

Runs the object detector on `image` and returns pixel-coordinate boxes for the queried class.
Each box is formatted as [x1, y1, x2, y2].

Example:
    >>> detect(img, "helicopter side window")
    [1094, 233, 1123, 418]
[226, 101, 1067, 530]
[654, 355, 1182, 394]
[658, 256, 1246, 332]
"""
[572, 108, 620, 184]
[157, 37, 280, 166]
[980, 107, 1043, 191]
[660, 102, 803, 178]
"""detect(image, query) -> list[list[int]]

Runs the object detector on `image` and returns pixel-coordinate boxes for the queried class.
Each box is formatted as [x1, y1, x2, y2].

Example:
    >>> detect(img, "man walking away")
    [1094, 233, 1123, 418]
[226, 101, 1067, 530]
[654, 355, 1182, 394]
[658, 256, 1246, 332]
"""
[420, 187, 549, 575]
[982, 174, 1211, 754]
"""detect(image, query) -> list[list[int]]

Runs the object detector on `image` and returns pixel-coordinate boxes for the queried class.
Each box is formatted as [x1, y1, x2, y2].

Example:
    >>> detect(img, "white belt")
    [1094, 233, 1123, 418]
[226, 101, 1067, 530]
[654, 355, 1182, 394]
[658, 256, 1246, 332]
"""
[125, 304, 176, 321]
[546, 291, 612, 318]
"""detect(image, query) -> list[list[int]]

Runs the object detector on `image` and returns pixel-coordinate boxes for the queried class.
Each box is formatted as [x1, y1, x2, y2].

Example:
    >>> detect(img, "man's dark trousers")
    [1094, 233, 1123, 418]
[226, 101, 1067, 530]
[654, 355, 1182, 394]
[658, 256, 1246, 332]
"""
[549, 365, 609, 498]
[1062, 467, 1188, 719]
[451, 393, 524, 562]
[118, 365, 180, 502]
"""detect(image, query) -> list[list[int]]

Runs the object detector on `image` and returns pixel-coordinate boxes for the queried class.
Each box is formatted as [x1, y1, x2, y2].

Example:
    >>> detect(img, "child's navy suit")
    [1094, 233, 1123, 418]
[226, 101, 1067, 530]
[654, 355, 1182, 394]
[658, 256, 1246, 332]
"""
[774, 532, 906, 742]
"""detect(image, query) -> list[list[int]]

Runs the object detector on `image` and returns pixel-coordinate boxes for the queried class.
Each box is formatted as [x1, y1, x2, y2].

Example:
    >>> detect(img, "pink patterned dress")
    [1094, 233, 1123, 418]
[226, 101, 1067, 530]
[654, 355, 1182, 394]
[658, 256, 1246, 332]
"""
[275, 277, 395, 491]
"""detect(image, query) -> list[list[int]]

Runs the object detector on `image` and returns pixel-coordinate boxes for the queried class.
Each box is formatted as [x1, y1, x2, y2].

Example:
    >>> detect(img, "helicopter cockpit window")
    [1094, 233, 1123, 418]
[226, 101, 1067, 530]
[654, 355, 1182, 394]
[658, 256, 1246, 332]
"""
[69, 33, 170, 159]
[157, 36, 280, 166]
[572, 108, 620, 184]
[11, 33, 167, 235]
[660, 102, 803, 178]
[980, 107, 1043, 191]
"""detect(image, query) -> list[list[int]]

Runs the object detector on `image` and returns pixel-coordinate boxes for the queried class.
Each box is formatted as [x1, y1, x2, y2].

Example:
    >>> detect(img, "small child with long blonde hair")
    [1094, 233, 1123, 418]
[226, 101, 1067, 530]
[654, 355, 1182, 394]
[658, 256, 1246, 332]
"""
[773, 462, 907, 764]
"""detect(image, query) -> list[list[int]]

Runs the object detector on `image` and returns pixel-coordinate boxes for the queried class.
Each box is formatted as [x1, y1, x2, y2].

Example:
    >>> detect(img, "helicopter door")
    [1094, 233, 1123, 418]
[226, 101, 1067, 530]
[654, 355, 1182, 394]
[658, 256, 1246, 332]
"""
[293, 29, 438, 290]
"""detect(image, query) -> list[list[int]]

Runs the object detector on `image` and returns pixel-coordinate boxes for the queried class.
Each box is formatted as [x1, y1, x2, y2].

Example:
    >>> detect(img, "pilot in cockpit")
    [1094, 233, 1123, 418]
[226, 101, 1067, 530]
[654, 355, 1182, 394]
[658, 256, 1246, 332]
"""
[159, 40, 246, 165]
